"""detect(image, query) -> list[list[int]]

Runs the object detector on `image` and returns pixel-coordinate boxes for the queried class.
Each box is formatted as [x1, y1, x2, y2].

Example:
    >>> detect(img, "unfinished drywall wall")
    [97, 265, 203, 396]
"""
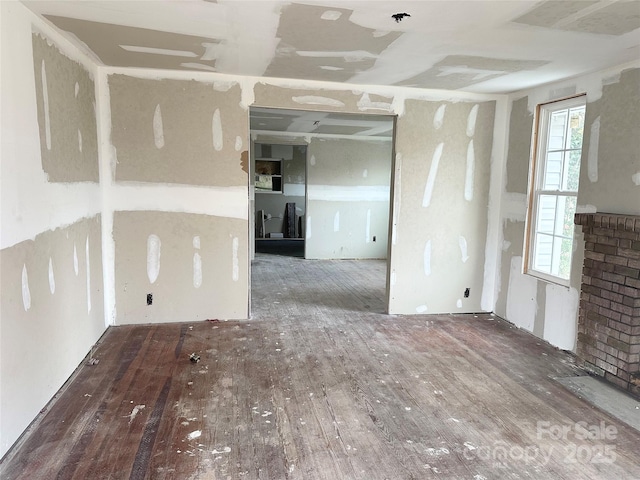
[31, 32, 99, 182]
[306, 137, 392, 259]
[113, 211, 248, 323]
[109, 75, 246, 186]
[255, 143, 306, 237]
[1, 2, 104, 458]
[0, 215, 105, 457]
[390, 99, 496, 313]
[496, 63, 640, 351]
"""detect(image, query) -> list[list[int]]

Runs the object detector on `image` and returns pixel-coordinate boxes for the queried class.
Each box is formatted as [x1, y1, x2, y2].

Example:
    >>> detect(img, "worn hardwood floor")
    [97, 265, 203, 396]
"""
[2, 252, 640, 479]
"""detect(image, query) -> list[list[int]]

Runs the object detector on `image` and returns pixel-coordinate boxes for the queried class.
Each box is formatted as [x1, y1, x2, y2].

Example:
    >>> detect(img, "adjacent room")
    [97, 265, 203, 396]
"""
[1, 1, 639, 478]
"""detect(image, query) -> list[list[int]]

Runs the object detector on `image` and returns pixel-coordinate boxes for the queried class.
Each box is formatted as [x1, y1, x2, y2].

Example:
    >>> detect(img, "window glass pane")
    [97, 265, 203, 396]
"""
[557, 236, 574, 280]
[548, 110, 567, 150]
[544, 151, 563, 190]
[566, 106, 586, 150]
[533, 233, 553, 274]
[563, 149, 581, 192]
[537, 195, 557, 234]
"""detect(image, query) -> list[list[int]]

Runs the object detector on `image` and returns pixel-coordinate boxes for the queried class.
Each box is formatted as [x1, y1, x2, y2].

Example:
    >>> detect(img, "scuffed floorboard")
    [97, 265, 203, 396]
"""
[2, 253, 640, 479]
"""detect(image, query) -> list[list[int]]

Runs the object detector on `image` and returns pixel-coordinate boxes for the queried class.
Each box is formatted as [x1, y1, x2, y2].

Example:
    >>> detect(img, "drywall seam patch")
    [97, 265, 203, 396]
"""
[22, 264, 31, 311]
[502, 192, 527, 222]
[48, 257, 55, 294]
[306, 215, 312, 239]
[147, 234, 161, 284]
[86, 236, 91, 313]
[459, 236, 469, 263]
[422, 143, 444, 207]
[292, 95, 345, 108]
[193, 252, 202, 288]
[392, 152, 401, 246]
[587, 116, 600, 183]
[212, 108, 223, 151]
[78, 129, 83, 152]
[433, 104, 446, 130]
[41, 60, 51, 150]
[153, 104, 165, 149]
[467, 104, 479, 137]
[73, 243, 79, 275]
[464, 140, 475, 201]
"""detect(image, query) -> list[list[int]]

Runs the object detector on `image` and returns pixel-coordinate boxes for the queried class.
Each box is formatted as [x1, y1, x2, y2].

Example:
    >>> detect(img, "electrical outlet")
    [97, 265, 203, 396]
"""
[464, 288, 470, 298]
[373, 236, 377, 242]
[147, 293, 153, 305]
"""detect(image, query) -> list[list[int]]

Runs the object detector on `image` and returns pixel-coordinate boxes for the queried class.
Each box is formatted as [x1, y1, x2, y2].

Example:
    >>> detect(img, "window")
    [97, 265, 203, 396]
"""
[526, 96, 586, 285]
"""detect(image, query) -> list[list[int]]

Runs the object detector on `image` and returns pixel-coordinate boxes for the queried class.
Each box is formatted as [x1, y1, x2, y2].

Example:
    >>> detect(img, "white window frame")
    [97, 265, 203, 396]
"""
[524, 95, 586, 286]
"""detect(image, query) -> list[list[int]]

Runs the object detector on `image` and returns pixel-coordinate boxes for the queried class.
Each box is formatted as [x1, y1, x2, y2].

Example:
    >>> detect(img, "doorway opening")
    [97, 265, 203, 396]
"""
[249, 107, 395, 317]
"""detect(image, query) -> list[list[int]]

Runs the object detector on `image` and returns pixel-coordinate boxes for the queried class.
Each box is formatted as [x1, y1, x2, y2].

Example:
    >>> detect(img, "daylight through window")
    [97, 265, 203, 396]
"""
[526, 96, 586, 284]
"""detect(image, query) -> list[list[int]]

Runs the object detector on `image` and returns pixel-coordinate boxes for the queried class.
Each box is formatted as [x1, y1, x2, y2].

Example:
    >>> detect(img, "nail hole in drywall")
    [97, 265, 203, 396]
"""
[147, 293, 153, 305]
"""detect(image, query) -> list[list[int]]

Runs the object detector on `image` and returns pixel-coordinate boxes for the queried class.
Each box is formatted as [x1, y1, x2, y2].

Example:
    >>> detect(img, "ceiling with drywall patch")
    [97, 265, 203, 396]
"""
[24, 0, 640, 93]
[251, 107, 394, 138]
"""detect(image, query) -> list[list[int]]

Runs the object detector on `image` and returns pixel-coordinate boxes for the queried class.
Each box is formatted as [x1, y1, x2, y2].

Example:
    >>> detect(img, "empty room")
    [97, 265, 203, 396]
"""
[1, 1, 639, 479]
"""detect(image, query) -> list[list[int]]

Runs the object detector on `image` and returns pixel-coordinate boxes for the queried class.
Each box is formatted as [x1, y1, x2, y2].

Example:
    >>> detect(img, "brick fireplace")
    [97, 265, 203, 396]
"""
[574, 213, 640, 397]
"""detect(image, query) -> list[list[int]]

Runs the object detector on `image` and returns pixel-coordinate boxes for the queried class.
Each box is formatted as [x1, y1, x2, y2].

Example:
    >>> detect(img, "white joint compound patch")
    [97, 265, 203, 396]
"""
[587, 116, 600, 183]
[78, 129, 83, 152]
[363, 169, 368, 178]
[390, 271, 397, 286]
[193, 235, 201, 249]
[433, 104, 446, 130]
[73, 243, 79, 276]
[466, 104, 479, 137]
[506, 256, 537, 332]
[306, 215, 312, 239]
[193, 252, 202, 289]
[86, 237, 91, 313]
[292, 96, 345, 108]
[543, 284, 579, 350]
[147, 234, 161, 284]
[22, 264, 31, 311]
[464, 140, 475, 201]
[459, 236, 469, 263]
[456, 299, 463, 308]
[310, 155, 316, 166]
[235, 136, 243, 151]
[416, 304, 428, 314]
[212, 109, 223, 151]
[48, 257, 56, 295]
[633, 172, 640, 186]
[334, 211, 340, 232]
[422, 143, 444, 207]
[74, 81, 80, 98]
[41, 60, 51, 150]
[321, 10, 342, 20]
[153, 104, 165, 149]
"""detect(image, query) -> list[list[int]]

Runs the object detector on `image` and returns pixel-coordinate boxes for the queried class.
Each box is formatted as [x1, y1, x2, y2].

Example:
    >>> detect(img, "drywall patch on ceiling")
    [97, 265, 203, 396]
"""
[562, 1, 640, 36]
[397, 55, 550, 90]
[513, 0, 640, 36]
[513, 1, 599, 29]
[264, 3, 401, 83]
[44, 15, 222, 71]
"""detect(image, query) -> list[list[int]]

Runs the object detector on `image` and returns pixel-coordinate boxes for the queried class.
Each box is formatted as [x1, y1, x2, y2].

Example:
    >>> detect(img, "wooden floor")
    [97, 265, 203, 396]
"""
[2, 253, 640, 479]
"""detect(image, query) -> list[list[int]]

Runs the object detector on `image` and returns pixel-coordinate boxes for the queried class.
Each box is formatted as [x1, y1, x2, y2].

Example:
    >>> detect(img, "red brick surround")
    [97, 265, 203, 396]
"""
[574, 213, 640, 397]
